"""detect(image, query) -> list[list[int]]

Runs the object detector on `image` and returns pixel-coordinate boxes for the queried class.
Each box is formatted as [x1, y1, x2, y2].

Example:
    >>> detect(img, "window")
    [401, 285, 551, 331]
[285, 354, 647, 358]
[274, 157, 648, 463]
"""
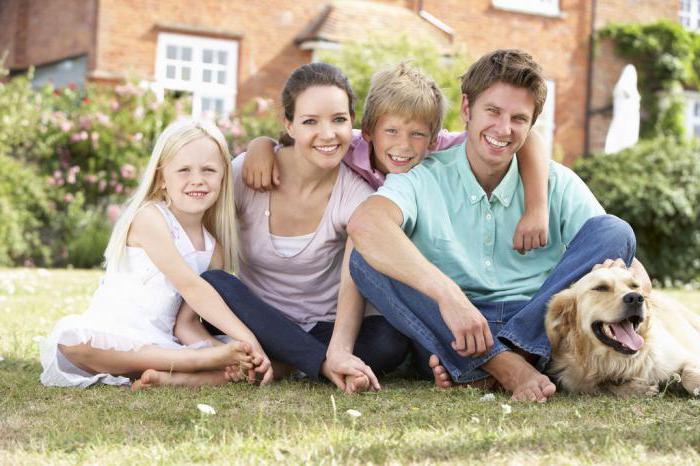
[31, 55, 87, 89]
[155, 32, 238, 117]
[680, 0, 700, 31]
[684, 93, 700, 139]
[492, 0, 559, 17]
[532, 80, 556, 158]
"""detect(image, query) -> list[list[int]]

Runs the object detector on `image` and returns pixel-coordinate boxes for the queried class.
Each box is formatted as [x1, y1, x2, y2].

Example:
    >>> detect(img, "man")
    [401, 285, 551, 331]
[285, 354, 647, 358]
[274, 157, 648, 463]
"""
[346, 49, 651, 402]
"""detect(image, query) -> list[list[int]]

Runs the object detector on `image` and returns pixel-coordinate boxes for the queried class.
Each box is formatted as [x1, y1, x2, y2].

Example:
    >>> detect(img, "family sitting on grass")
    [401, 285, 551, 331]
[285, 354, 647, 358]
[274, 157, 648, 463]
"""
[40, 49, 652, 402]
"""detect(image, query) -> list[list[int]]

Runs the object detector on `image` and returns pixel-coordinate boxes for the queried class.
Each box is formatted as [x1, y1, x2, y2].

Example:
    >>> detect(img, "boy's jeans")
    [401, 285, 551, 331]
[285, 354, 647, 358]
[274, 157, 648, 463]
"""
[349, 215, 637, 383]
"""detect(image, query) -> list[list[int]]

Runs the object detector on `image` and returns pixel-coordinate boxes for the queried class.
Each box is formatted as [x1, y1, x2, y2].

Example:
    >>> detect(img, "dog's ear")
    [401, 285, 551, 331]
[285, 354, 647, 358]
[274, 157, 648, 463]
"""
[546, 289, 577, 350]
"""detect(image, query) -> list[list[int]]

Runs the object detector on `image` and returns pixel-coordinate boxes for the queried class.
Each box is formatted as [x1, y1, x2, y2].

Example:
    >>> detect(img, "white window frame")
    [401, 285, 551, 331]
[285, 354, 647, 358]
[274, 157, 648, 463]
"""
[684, 92, 700, 140]
[532, 80, 556, 159]
[155, 32, 238, 118]
[680, 0, 700, 31]
[492, 0, 560, 17]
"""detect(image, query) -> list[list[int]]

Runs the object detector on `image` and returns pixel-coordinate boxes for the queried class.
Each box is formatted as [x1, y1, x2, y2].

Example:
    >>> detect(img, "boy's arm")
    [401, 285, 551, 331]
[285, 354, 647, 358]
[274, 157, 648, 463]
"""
[326, 238, 380, 393]
[242, 136, 279, 191]
[514, 130, 549, 253]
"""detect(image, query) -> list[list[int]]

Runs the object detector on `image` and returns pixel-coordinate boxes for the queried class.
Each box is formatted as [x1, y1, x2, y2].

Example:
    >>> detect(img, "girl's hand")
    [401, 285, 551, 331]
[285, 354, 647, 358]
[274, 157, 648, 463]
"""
[513, 207, 548, 254]
[324, 348, 380, 393]
[242, 137, 280, 192]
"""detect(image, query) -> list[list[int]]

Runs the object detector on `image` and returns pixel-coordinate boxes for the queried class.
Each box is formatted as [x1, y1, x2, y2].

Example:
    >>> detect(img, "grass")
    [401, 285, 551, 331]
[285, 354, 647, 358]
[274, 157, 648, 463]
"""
[1, 268, 699, 465]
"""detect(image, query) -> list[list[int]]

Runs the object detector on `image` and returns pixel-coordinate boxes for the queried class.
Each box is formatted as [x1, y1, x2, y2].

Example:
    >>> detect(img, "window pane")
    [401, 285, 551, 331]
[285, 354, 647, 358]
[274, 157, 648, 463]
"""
[217, 70, 226, 85]
[166, 65, 176, 79]
[181, 47, 192, 62]
[215, 99, 224, 115]
[218, 51, 227, 65]
[181, 66, 191, 81]
[202, 98, 211, 112]
[695, 102, 700, 116]
[166, 45, 177, 60]
[203, 69, 212, 83]
[203, 49, 213, 64]
[695, 125, 700, 137]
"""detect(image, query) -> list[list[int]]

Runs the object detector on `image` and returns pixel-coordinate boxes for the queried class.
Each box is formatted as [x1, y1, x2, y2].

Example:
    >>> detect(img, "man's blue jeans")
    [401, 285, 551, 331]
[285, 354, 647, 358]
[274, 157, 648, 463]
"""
[349, 215, 637, 383]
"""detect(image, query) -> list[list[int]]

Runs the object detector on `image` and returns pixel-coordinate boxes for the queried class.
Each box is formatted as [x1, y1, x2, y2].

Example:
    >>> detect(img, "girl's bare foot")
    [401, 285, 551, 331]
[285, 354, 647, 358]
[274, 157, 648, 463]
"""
[207, 341, 254, 371]
[132, 368, 230, 390]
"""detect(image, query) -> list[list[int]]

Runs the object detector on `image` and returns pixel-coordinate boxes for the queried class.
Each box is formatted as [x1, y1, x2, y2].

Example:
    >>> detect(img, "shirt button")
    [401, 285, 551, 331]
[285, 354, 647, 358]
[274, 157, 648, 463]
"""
[486, 213, 492, 220]
[471, 195, 477, 201]
[265, 210, 270, 217]
[485, 260, 492, 267]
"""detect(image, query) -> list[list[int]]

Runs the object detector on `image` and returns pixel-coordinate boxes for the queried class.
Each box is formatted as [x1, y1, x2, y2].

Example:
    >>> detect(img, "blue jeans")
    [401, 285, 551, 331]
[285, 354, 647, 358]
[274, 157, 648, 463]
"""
[201, 270, 409, 379]
[349, 215, 637, 383]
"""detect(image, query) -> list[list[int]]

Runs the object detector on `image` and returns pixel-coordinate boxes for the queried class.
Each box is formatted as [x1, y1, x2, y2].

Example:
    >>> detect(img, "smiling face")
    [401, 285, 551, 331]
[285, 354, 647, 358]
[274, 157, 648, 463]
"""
[284, 85, 353, 171]
[160, 136, 225, 218]
[462, 82, 535, 176]
[366, 114, 432, 175]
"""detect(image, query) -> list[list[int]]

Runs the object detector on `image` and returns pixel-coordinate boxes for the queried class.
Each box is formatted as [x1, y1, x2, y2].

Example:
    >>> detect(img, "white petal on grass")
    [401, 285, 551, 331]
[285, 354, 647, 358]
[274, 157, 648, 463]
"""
[470, 416, 480, 423]
[693, 388, 699, 397]
[501, 403, 512, 415]
[479, 393, 495, 402]
[196, 403, 216, 415]
[346, 409, 362, 418]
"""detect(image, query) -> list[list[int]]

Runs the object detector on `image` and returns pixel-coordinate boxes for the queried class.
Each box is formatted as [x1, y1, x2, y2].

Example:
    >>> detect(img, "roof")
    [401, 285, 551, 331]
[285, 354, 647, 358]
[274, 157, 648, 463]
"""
[295, 1, 453, 51]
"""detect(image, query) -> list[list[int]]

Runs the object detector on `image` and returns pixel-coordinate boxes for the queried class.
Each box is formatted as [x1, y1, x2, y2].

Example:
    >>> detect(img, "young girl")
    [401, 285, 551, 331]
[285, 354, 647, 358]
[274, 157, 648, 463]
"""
[40, 119, 273, 389]
[176, 63, 408, 394]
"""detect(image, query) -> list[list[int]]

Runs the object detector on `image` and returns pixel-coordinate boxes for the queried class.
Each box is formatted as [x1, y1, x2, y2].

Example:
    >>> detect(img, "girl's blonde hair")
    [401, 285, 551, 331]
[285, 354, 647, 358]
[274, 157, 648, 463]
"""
[104, 118, 238, 273]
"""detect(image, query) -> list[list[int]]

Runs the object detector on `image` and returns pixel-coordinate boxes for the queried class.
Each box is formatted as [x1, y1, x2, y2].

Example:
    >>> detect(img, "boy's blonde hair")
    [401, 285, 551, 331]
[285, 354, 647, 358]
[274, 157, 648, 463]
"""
[104, 118, 238, 273]
[361, 63, 446, 144]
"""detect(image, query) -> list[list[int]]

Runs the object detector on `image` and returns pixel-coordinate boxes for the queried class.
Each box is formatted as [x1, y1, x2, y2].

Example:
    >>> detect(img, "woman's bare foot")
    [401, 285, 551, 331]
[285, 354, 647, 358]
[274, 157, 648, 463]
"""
[131, 368, 229, 390]
[429, 355, 498, 390]
[482, 351, 556, 402]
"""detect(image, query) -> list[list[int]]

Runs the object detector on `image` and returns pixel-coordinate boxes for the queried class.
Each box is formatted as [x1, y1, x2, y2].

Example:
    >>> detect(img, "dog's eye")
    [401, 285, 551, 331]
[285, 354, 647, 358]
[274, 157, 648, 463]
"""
[592, 284, 610, 292]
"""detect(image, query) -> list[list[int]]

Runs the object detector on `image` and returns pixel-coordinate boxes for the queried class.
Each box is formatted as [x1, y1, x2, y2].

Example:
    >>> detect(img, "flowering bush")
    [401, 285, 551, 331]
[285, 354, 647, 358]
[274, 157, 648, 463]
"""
[1, 63, 284, 267]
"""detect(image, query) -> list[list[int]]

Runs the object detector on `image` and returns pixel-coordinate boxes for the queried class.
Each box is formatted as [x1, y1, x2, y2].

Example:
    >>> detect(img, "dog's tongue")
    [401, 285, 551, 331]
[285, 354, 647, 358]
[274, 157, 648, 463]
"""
[611, 320, 644, 351]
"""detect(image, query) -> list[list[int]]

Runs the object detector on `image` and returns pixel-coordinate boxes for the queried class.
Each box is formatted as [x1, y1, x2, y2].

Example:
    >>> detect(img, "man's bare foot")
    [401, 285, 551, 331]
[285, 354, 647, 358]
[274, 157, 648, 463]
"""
[429, 355, 498, 390]
[482, 351, 556, 402]
[344, 373, 371, 394]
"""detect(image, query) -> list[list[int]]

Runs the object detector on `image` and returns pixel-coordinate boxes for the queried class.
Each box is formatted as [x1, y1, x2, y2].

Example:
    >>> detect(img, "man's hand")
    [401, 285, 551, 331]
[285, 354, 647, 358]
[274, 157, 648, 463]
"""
[513, 206, 548, 254]
[324, 348, 380, 394]
[246, 340, 274, 385]
[437, 285, 493, 357]
[593, 258, 652, 295]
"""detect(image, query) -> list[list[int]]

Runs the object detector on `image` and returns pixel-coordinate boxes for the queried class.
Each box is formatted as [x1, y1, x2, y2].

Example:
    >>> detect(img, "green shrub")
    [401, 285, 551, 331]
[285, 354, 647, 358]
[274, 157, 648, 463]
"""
[320, 33, 471, 132]
[575, 138, 700, 283]
[60, 193, 111, 269]
[0, 153, 52, 266]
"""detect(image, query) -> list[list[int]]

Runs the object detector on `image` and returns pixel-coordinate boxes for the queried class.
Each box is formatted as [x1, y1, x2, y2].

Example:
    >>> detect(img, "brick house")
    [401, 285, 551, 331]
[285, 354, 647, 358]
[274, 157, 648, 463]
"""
[0, 0, 683, 164]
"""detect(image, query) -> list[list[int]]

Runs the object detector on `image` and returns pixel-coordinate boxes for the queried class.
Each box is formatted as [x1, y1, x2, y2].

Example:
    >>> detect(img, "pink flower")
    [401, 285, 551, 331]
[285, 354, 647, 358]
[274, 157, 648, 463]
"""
[120, 164, 136, 180]
[131, 132, 143, 142]
[64, 193, 74, 203]
[70, 165, 80, 174]
[98, 180, 107, 192]
[114, 183, 123, 193]
[106, 204, 122, 224]
[47, 177, 56, 186]
[85, 174, 97, 184]
[96, 112, 110, 125]
[255, 97, 272, 115]
[66, 173, 76, 184]
[60, 121, 73, 133]
[110, 100, 120, 111]
[70, 133, 81, 142]
[133, 106, 145, 119]
[79, 116, 92, 130]
[80, 131, 89, 141]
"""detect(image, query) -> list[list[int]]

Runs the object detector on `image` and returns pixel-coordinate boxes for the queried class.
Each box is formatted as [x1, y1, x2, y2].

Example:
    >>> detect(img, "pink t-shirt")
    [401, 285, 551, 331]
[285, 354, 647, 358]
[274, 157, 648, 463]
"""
[232, 154, 374, 330]
[343, 129, 467, 189]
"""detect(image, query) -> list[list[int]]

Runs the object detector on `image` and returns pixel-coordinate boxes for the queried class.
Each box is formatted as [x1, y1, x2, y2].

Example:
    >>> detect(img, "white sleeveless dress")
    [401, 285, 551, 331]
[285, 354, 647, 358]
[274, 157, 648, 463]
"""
[40, 204, 218, 388]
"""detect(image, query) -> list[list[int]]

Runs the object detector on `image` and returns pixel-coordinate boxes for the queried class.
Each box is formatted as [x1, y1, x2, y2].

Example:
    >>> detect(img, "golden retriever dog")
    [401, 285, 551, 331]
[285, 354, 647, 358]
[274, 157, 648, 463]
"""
[545, 266, 700, 396]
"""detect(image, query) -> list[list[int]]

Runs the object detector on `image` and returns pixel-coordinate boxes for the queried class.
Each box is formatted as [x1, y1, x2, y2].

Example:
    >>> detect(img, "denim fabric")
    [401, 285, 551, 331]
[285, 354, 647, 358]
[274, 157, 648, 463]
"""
[201, 270, 409, 379]
[350, 215, 636, 383]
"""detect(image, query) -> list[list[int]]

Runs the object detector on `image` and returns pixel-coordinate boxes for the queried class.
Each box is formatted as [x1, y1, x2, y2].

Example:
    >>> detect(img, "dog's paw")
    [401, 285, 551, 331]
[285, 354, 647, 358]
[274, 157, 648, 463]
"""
[607, 380, 658, 398]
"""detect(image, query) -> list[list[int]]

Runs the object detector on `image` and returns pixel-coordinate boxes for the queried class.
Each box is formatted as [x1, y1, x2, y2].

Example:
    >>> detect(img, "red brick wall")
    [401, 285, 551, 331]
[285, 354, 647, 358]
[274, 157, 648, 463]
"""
[2, 0, 96, 70]
[96, 0, 322, 107]
[588, 0, 677, 155]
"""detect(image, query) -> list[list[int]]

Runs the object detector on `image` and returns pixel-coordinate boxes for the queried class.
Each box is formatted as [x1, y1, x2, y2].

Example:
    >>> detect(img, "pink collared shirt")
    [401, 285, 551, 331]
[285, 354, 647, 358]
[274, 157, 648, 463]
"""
[342, 129, 468, 190]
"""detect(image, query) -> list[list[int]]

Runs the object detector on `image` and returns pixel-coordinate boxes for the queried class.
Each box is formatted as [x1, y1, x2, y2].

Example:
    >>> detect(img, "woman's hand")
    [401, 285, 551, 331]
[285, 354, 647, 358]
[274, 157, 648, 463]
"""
[323, 348, 380, 394]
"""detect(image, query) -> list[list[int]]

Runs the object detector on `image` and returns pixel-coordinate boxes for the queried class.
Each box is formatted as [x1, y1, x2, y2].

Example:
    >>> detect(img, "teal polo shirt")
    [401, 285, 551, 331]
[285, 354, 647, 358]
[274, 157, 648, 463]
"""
[375, 141, 605, 302]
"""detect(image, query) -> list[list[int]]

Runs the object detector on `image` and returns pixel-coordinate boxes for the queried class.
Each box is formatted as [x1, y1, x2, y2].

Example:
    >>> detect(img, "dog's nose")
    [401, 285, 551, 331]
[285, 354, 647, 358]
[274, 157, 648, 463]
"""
[623, 292, 644, 305]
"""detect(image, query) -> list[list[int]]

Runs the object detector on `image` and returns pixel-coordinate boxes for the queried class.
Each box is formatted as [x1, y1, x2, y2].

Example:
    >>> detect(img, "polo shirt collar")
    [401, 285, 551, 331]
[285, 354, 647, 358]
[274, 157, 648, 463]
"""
[458, 142, 519, 207]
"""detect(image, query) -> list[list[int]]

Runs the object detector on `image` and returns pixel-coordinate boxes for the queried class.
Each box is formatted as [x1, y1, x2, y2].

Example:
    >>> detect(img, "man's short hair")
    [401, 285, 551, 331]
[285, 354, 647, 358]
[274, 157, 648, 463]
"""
[362, 62, 446, 144]
[460, 49, 547, 125]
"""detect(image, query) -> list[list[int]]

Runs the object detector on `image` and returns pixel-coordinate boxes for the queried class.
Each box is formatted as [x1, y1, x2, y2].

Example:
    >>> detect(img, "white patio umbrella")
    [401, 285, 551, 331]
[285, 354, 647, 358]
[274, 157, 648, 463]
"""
[604, 64, 641, 154]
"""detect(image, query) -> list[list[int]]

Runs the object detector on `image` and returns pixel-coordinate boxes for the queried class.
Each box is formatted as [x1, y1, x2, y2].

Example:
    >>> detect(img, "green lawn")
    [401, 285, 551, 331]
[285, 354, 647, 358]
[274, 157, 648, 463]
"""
[1, 268, 699, 465]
